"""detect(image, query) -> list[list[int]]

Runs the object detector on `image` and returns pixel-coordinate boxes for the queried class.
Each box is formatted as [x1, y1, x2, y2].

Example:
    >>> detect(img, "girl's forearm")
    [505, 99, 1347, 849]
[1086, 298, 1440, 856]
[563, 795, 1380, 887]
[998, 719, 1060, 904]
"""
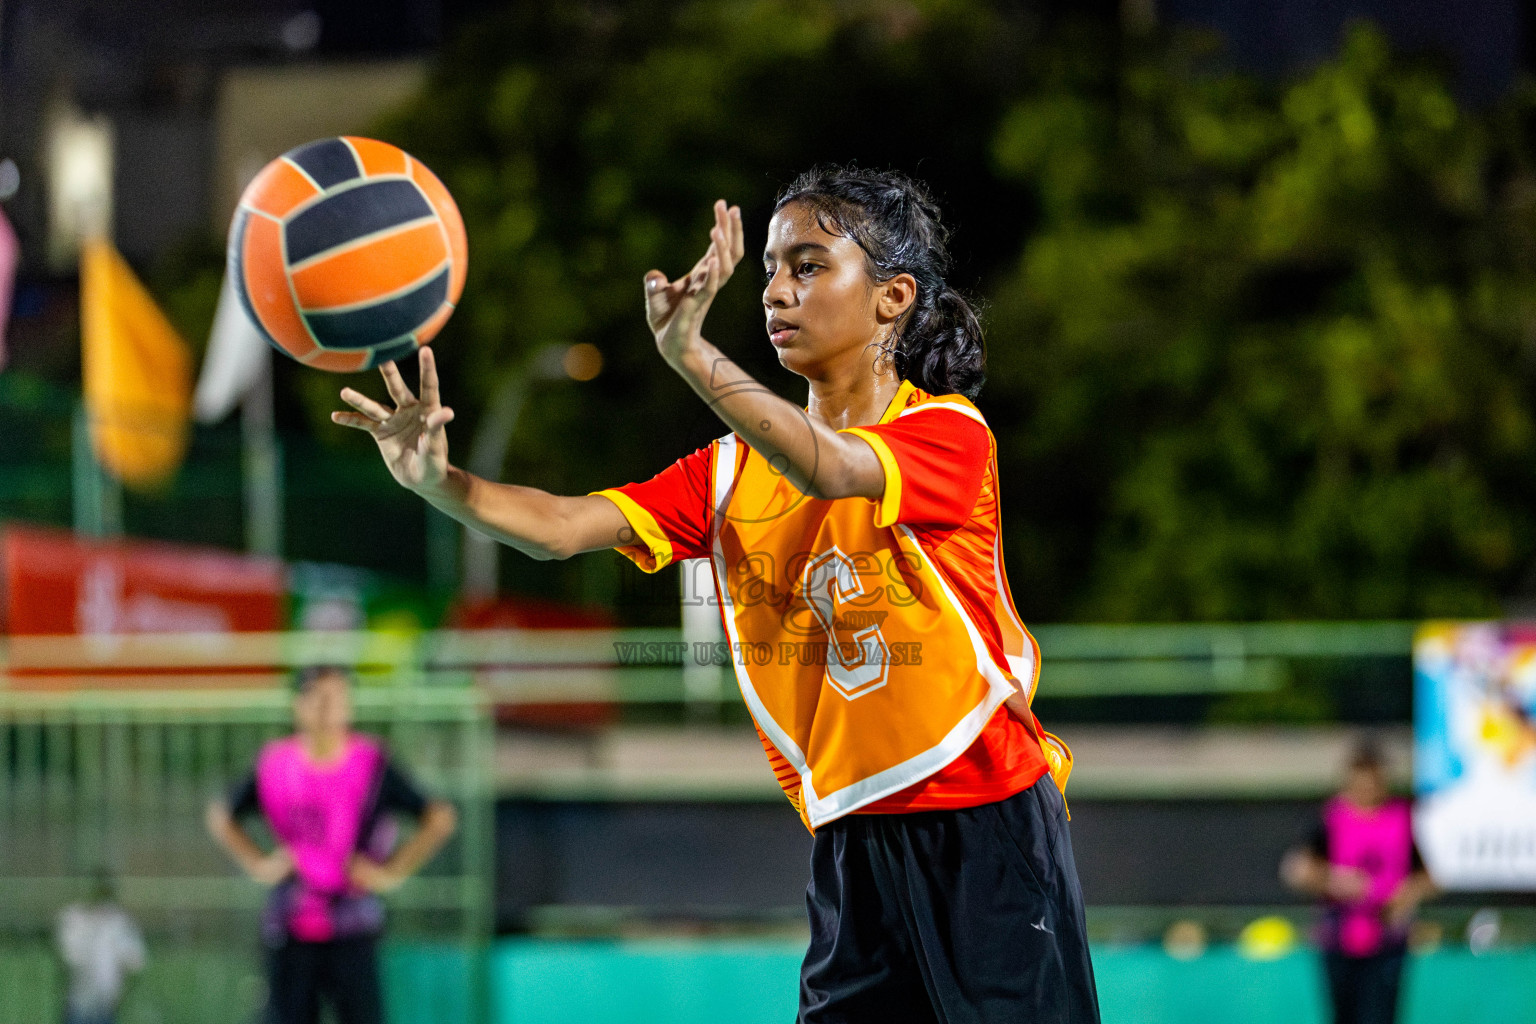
[386, 802, 457, 880]
[205, 802, 266, 873]
[1405, 870, 1438, 902]
[671, 342, 875, 499]
[418, 466, 581, 560]
[1279, 849, 1329, 895]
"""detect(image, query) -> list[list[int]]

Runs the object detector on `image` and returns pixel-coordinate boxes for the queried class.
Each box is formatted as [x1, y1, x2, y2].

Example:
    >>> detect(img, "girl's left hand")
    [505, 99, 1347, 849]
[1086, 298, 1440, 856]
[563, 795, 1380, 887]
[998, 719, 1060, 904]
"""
[348, 855, 405, 894]
[1323, 865, 1370, 903]
[1383, 874, 1434, 926]
[645, 200, 745, 364]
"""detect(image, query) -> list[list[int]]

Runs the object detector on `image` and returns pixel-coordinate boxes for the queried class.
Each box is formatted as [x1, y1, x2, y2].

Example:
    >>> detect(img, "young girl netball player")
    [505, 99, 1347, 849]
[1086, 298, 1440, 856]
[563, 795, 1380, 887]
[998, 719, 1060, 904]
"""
[335, 166, 1100, 1022]
[206, 666, 458, 1024]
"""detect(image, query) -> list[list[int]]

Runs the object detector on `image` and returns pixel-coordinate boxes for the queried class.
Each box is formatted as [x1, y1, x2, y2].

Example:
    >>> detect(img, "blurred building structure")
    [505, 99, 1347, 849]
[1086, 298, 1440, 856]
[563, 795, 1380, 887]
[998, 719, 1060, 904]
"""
[0, 0, 440, 276]
[212, 63, 426, 234]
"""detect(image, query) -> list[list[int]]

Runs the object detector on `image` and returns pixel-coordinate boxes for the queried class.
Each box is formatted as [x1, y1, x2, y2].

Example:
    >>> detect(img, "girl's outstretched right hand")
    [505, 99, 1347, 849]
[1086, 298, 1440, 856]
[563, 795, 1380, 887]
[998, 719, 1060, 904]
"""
[644, 199, 744, 365]
[331, 345, 456, 497]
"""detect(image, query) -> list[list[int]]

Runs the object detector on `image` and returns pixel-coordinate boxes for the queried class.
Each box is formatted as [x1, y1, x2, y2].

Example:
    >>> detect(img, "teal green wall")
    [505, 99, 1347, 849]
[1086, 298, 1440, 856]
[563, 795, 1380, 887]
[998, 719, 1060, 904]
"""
[490, 941, 1536, 1024]
[8, 939, 1532, 1023]
[0, 942, 480, 1024]
[492, 940, 803, 1024]
[384, 943, 479, 1024]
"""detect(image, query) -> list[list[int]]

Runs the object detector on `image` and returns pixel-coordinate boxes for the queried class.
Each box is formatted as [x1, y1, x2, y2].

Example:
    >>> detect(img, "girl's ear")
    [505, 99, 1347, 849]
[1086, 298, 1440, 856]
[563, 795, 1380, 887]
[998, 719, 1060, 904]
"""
[876, 273, 918, 323]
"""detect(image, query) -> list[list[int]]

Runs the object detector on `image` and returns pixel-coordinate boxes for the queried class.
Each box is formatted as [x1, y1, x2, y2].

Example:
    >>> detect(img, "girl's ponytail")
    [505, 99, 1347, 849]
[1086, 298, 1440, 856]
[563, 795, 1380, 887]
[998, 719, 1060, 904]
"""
[899, 284, 985, 400]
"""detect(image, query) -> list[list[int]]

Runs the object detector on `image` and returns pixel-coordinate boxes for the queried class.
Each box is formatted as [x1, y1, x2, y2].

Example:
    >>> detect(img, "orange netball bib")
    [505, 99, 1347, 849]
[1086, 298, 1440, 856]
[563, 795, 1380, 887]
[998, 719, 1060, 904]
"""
[596, 383, 1071, 830]
[706, 392, 1068, 828]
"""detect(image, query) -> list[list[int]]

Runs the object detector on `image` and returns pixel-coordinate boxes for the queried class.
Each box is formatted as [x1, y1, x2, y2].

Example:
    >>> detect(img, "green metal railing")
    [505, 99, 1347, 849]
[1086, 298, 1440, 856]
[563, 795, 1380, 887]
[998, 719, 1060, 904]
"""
[0, 677, 493, 1024]
[1029, 620, 1416, 696]
[0, 618, 1425, 1019]
[0, 619, 1421, 705]
[427, 620, 1419, 705]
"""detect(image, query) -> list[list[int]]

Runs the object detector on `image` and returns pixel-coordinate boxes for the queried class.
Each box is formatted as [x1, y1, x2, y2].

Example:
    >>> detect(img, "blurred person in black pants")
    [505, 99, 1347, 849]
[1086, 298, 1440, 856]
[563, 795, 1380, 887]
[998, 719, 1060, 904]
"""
[1281, 739, 1437, 1024]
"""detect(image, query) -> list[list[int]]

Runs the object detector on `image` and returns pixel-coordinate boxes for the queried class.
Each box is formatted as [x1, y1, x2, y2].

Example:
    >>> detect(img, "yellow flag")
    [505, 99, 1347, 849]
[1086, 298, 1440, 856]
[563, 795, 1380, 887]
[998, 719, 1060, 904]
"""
[80, 239, 192, 489]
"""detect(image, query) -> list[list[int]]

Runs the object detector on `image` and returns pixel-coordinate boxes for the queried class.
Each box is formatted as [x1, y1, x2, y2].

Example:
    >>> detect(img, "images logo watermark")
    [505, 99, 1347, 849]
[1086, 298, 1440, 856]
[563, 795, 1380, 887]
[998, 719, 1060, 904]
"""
[613, 639, 924, 667]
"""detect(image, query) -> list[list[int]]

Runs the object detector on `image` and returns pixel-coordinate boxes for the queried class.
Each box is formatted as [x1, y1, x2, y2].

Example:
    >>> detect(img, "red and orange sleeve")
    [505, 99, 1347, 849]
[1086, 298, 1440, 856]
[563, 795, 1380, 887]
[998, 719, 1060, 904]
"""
[841, 406, 990, 532]
[589, 444, 714, 572]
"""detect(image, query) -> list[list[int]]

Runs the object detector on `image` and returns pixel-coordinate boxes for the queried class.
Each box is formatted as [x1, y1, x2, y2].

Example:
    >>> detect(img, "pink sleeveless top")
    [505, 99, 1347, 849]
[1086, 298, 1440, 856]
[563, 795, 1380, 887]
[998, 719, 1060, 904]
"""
[1320, 796, 1413, 956]
[255, 734, 394, 943]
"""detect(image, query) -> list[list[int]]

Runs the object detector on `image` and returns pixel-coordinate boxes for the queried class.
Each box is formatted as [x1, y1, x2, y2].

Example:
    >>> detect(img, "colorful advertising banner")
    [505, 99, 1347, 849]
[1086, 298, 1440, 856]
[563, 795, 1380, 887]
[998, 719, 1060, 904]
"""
[2, 523, 283, 636]
[1414, 622, 1536, 889]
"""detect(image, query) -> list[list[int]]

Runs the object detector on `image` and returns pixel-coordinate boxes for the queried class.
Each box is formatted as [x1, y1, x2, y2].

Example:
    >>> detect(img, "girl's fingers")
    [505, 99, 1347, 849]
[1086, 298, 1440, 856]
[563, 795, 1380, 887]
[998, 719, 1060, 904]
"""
[425, 406, 455, 431]
[644, 270, 671, 320]
[331, 411, 377, 432]
[645, 271, 695, 330]
[648, 214, 732, 325]
[703, 250, 723, 294]
[705, 200, 744, 282]
[709, 203, 729, 264]
[645, 201, 742, 330]
[686, 251, 716, 301]
[687, 255, 711, 295]
[418, 346, 441, 407]
[685, 247, 712, 284]
[729, 205, 745, 264]
[339, 387, 393, 422]
[711, 224, 736, 284]
[713, 200, 743, 266]
[416, 421, 445, 457]
[714, 200, 731, 250]
[379, 360, 417, 407]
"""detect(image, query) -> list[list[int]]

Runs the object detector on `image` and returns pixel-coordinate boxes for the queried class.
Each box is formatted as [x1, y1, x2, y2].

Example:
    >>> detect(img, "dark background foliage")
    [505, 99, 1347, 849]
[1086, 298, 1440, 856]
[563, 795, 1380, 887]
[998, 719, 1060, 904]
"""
[145, 3, 1536, 624]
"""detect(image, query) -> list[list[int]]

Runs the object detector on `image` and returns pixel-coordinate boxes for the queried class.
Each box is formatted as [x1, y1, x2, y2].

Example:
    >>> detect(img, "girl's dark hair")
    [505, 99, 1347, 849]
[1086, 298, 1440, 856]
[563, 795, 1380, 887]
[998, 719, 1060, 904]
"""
[1349, 735, 1385, 771]
[774, 166, 985, 399]
[291, 663, 352, 694]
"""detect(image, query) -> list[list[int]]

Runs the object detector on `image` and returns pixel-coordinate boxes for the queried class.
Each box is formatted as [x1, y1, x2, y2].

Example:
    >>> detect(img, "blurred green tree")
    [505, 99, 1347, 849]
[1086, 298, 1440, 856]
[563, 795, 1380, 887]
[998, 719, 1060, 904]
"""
[156, 6, 1536, 626]
[987, 24, 1536, 621]
[361, 0, 1043, 616]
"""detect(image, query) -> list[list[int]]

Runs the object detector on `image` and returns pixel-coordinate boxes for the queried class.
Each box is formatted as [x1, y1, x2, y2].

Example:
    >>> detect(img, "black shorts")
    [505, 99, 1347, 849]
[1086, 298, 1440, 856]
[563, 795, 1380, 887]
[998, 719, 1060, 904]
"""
[799, 774, 1101, 1024]
[1323, 949, 1407, 1024]
[266, 934, 383, 1024]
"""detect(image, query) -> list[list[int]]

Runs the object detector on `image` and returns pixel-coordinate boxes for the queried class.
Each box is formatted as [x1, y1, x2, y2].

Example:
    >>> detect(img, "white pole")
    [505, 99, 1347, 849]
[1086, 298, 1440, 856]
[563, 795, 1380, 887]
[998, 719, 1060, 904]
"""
[458, 346, 568, 599]
[459, 370, 530, 600]
[240, 345, 282, 557]
[70, 402, 121, 538]
[680, 557, 726, 719]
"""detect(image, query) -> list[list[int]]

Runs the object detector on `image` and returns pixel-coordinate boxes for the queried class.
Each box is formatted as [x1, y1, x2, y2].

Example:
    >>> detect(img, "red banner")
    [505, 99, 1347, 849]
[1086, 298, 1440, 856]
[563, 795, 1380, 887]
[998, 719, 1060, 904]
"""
[2, 524, 283, 635]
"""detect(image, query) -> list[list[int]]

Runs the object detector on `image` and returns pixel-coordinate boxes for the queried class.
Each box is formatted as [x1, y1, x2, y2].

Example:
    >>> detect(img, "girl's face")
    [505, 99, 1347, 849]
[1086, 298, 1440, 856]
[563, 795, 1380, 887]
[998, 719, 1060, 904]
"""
[1344, 763, 1387, 809]
[762, 202, 912, 378]
[293, 671, 352, 738]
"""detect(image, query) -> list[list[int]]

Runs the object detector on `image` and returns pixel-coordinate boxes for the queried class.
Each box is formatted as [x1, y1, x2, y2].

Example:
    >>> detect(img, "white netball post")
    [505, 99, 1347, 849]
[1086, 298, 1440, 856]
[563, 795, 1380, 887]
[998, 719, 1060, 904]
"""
[458, 344, 575, 598]
[680, 556, 726, 720]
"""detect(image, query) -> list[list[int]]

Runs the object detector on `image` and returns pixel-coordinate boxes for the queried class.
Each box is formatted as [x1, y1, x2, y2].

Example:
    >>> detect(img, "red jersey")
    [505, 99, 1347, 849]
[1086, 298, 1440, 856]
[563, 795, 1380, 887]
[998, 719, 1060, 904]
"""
[595, 381, 1058, 821]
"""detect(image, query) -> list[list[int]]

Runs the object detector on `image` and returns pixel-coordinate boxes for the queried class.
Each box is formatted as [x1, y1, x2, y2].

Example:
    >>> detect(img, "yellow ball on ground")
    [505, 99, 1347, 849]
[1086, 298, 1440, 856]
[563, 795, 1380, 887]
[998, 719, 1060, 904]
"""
[1238, 916, 1297, 961]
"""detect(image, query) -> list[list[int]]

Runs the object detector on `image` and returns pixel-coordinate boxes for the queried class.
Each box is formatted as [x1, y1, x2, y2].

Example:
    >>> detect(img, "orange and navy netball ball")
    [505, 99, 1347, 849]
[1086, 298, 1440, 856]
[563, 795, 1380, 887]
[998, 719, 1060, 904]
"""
[228, 136, 467, 372]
